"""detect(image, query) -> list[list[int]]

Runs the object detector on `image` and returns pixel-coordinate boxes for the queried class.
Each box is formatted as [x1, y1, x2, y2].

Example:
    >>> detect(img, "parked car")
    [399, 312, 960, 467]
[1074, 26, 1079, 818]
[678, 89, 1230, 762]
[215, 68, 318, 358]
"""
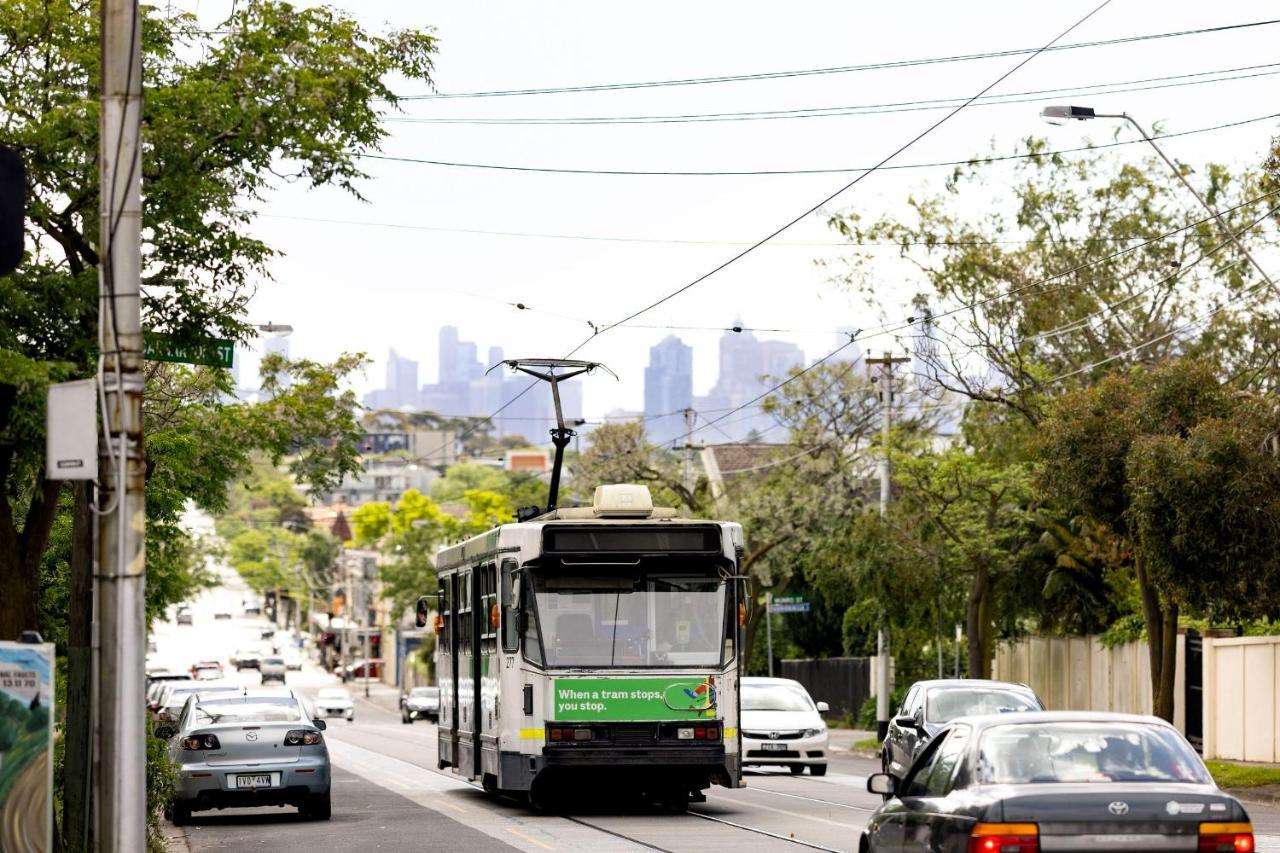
[189, 660, 224, 678]
[147, 673, 193, 712]
[739, 677, 830, 776]
[334, 659, 380, 680]
[242, 595, 262, 615]
[231, 648, 261, 671]
[313, 688, 354, 722]
[259, 656, 287, 684]
[161, 692, 330, 824]
[281, 647, 303, 671]
[175, 606, 193, 626]
[401, 687, 440, 724]
[860, 712, 1252, 853]
[153, 681, 241, 725]
[883, 679, 1043, 788]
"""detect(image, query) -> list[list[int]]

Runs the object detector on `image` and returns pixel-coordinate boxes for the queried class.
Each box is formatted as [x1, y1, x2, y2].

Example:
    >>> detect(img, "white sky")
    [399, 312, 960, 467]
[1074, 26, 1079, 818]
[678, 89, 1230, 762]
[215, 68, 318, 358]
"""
[193, 0, 1280, 417]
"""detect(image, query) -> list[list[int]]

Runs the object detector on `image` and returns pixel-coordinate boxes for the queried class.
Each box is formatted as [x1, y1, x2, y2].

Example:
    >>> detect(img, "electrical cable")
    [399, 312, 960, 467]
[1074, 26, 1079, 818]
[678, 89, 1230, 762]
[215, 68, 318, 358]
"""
[397, 18, 1280, 100]
[361, 110, 1280, 177]
[417, 0, 1118, 463]
[387, 62, 1280, 126]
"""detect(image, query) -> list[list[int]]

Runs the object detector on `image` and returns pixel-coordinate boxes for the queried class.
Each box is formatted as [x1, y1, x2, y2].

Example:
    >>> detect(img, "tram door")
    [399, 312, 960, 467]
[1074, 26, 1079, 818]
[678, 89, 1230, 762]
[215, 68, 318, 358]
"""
[477, 563, 498, 781]
[456, 568, 477, 778]
[439, 573, 458, 770]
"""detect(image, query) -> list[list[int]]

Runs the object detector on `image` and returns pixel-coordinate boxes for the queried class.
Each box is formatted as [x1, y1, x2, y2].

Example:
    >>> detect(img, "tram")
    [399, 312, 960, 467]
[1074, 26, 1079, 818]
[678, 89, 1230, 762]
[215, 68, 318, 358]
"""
[421, 482, 746, 805]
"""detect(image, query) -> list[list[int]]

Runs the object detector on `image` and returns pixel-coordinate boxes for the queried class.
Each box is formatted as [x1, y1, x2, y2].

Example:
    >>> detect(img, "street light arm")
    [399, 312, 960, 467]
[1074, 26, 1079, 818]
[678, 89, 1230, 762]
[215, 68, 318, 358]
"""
[1117, 113, 1277, 296]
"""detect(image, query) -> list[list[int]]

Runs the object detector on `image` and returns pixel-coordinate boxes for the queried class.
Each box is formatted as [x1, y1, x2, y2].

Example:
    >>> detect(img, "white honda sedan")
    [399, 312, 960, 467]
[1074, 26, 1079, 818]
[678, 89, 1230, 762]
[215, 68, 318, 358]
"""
[740, 677, 830, 776]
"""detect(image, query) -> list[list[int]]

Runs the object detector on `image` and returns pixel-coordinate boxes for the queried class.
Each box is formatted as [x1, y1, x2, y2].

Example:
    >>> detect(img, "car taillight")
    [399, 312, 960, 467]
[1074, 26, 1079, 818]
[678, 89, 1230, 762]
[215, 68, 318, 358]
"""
[284, 729, 323, 746]
[180, 734, 221, 750]
[1199, 822, 1254, 853]
[967, 823, 1038, 853]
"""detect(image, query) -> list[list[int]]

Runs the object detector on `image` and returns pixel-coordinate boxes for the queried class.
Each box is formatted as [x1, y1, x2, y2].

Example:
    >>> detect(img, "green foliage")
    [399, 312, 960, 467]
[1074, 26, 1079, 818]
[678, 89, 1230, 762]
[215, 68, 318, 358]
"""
[858, 687, 909, 730]
[358, 488, 516, 620]
[1205, 760, 1280, 790]
[147, 724, 177, 852]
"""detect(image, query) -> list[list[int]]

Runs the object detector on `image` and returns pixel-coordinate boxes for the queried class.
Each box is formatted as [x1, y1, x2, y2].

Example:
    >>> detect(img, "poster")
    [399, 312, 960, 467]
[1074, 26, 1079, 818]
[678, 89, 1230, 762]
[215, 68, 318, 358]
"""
[0, 641, 54, 853]
[553, 676, 717, 721]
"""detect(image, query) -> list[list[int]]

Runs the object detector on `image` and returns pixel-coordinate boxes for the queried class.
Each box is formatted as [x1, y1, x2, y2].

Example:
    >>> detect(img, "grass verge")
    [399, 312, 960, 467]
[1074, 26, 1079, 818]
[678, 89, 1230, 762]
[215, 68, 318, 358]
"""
[854, 737, 882, 751]
[1206, 760, 1280, 789]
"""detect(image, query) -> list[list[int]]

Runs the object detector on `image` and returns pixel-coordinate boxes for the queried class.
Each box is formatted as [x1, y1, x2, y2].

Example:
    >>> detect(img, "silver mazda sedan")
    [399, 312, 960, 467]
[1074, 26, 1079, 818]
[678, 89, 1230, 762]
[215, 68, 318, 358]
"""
[161, 690, 331, 824]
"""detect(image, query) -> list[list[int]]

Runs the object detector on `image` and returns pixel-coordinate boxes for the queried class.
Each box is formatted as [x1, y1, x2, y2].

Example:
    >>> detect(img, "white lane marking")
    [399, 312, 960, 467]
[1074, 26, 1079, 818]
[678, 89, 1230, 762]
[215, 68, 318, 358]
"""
[326, 738, 646, 852]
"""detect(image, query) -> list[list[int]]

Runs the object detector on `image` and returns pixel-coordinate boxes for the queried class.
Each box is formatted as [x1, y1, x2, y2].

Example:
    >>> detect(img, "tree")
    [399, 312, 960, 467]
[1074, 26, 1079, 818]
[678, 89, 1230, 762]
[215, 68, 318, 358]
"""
[828, 143, 1279, 422]
[0, 0, 435, 638]
[1036, 359, 1280, 720]
[572, 422, 704, 512]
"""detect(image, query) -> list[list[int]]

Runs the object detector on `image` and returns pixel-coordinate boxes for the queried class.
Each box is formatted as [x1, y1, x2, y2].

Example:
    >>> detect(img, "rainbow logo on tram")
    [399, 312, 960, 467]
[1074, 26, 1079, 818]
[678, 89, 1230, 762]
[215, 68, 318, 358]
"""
[664, 676, 716, 715]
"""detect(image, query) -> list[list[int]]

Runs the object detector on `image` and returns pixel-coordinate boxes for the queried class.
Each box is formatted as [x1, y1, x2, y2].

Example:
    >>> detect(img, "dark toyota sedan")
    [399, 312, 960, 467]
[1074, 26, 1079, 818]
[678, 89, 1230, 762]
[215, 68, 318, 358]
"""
[884, 679, 1043, 788]
[861, 711, 1254, 853]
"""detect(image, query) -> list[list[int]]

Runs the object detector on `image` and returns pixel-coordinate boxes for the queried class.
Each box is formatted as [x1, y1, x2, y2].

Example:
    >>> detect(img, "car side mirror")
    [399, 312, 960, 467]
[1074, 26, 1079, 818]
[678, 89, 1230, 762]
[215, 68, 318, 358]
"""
[913, 708, 925, 728]
[815, 701, 830, 714]
[153, 724, 175, 740]
[867, 772, 896, 796]
[893, 714, 916, 729]
[415, 596, 431, 629]
[314, 719, 327, 731]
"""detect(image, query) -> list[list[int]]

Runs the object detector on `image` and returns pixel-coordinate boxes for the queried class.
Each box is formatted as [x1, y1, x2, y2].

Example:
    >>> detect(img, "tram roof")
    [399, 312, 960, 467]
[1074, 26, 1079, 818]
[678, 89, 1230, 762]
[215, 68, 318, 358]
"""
[434, 484, 737, 573]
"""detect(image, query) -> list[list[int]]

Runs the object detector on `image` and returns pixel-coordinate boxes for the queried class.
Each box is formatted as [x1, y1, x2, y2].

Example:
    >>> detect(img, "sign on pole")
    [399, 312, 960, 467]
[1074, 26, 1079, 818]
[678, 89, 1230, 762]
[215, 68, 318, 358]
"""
[0, 641, 55, 853]
[769, 595, 811, 613]
[143, 332, 234, 369]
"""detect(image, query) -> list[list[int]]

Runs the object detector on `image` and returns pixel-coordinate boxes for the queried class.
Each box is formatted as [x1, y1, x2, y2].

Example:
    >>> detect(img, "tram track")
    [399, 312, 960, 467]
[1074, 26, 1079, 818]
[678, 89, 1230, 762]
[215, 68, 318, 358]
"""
[559, 809, 848, 853]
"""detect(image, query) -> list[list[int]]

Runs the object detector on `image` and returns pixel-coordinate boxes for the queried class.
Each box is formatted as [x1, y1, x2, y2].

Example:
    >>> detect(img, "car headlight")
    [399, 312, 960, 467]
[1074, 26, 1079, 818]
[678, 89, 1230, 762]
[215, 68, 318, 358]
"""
[803, 727, 826, 738]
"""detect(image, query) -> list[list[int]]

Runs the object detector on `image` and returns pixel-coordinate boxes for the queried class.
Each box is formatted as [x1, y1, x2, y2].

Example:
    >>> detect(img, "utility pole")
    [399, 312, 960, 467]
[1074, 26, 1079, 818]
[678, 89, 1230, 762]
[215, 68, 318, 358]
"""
[867, 352, 909, 742]
[765, 591, 774, 677]
[96, 0, 145, 849]
[681, 408, 696, 497]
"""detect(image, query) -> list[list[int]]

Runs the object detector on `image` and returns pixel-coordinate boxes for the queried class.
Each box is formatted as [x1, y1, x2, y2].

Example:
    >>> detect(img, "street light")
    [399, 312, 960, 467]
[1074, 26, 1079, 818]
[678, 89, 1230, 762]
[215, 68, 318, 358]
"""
[1039, 105, 1276, 295]
[256, 322, 294, 336]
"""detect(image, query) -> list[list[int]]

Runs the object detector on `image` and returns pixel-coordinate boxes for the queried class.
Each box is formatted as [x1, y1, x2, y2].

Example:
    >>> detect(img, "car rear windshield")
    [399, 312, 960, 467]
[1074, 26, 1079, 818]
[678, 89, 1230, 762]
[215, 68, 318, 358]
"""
[928, 688, 1039, 723]
[741, 683, 814, 712]
[192, 698, 302, 725]
[976, 722, 1211, 785]
[262, 658, 283, 665]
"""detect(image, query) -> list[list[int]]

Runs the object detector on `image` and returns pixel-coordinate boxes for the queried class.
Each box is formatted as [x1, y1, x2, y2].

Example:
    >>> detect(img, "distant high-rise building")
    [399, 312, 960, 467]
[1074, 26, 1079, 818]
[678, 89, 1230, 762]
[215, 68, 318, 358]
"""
[260, 335, 291, 390]
[385, 349, 419, 409]
[695, 325, 803, 442]
[644, 336, 693, 446]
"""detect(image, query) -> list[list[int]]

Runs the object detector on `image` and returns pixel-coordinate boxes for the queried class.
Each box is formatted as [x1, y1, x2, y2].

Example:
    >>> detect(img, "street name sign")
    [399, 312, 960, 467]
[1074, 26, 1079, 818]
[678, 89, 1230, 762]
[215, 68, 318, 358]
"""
[769, 600, 811, 613]
[143, 332, 234, 369]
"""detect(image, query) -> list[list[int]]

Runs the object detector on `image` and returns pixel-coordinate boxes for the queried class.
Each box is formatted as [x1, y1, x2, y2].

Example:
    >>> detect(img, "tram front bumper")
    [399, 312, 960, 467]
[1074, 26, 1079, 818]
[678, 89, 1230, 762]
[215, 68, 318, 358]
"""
[499, 746, 741, 792]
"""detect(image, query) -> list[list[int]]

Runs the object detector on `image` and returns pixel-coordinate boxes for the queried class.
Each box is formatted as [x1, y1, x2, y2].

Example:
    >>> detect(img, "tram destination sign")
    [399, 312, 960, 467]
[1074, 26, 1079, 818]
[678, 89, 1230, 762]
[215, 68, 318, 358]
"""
[553, 677, 718, 721]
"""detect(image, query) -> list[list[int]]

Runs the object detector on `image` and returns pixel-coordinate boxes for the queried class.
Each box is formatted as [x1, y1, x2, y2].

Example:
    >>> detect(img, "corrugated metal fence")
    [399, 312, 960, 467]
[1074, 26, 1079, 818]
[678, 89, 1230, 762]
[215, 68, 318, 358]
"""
[779, 657, 871, 719]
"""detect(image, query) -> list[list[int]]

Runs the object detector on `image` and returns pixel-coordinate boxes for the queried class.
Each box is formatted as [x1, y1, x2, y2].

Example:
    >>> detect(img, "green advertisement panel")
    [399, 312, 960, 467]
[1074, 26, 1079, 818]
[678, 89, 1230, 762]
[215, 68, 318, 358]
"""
[552, 676, 719, 721]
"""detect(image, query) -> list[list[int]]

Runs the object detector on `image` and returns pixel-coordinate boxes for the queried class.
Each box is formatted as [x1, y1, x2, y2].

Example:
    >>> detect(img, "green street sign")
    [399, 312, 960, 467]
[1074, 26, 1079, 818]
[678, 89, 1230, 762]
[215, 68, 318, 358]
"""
[772, 595, 805, 605]
[143, 333, 234, 369]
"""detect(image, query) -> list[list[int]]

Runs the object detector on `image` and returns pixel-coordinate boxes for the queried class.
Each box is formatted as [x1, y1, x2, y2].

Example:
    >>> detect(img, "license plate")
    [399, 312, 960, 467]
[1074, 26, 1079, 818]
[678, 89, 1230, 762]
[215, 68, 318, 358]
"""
[761, 742, 788, 752]
[233, 773, 276, 789]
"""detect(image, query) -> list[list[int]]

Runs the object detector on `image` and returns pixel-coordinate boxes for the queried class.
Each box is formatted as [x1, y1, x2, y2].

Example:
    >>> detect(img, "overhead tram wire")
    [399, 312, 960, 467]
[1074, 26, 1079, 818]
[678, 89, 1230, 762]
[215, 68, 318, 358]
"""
[396, 18, 1280, 100]
[648, 189, 1280, 455]
[588, 0, 1118, 343]
[416, 0, 1114, 461]
[361, 110, 1280, 177]
[387, 62, 1280, 126]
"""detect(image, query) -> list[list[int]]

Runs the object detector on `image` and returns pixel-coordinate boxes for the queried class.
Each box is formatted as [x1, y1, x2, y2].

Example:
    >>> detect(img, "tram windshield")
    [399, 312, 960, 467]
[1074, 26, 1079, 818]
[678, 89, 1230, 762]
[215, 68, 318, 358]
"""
[529, 567, 727, 668]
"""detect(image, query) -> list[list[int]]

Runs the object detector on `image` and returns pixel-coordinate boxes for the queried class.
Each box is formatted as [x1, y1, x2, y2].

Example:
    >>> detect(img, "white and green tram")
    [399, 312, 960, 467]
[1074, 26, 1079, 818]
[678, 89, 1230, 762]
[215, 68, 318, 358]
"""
[425, 484, 745, 804]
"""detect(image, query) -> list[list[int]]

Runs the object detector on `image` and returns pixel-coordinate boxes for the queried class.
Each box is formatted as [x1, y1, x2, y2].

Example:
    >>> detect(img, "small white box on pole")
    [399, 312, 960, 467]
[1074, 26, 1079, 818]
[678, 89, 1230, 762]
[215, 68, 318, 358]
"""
[46, 379, 99, 480]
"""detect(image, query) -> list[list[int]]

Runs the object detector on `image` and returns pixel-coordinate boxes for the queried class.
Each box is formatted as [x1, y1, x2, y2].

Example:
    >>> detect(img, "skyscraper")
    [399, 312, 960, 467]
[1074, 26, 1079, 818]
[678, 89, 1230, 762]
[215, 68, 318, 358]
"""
[260, 335, 291, 390]
[385, 349, 419, 409]
[697, 326, 803, 441]
[644, 336, 693, 446]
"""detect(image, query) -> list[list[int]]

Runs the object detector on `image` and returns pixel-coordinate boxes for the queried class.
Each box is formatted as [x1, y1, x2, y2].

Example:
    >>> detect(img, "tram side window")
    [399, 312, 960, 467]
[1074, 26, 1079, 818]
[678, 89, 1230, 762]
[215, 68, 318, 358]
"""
[522, 580, 544, 666]
[439, 577, 452, 652]
[458, 571, 472, 655]
[480, 563, 498, 649]
[501, 561, 519, 653]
